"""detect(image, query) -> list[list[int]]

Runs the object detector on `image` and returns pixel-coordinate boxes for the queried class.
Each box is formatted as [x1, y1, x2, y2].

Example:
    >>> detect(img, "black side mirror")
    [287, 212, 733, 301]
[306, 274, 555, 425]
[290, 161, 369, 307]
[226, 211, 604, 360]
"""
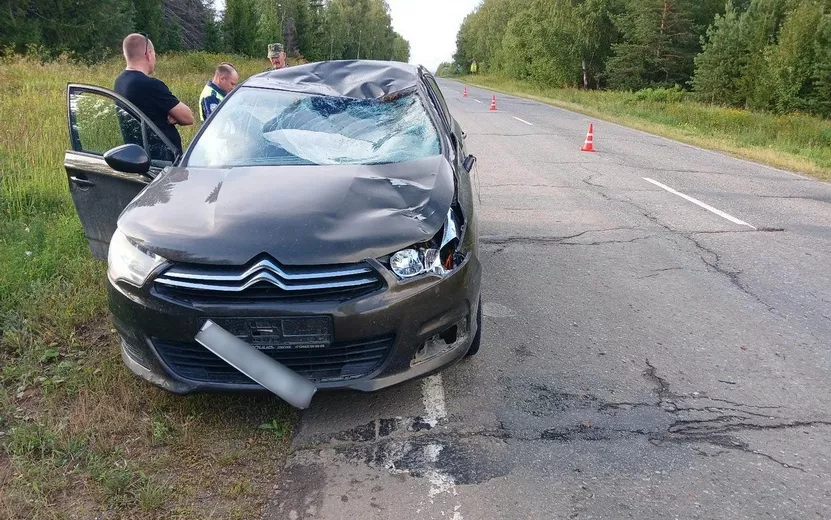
[104, 144, 151, 175]
[462, 154, 476, 173]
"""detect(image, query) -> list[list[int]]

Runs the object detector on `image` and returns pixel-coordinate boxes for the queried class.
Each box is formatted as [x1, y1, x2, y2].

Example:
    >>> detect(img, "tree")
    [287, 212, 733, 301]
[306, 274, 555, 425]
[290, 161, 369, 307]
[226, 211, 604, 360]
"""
[605, 0, 700, 90]
[161, 20, 184, 51]
[501, 2, 579, 85]
[302, 0, 329, 61]
[204, 6, 224, 53]
[0, 0, 134, 60]
[162, 0, 213, 50]
[0, 0, 408, 67]
[391, 33, 410, 62]
[808, 8, 831, 116]
[574, 0, 619, 89]
[763, 0, 825, 112]
[224, 0, 259, 56]
[736, 0, 788, 109]
[133, 0, 165, 46]
[693, 0, 746, 104]
[317, 0, 404, 61]
[453, 0, 615, 88]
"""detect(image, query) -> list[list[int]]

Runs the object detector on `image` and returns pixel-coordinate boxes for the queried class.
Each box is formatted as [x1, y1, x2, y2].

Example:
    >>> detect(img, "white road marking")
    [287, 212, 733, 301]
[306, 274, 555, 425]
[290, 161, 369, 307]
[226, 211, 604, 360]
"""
[421, 374, 447, 427]
[425, 444, 456, 499]
[424, 443, 462, 517]
[420, 375, 461, 516]
[512, 116, 534, 126]
[473, 99, 482, 104]
[643, 177, 757, 230]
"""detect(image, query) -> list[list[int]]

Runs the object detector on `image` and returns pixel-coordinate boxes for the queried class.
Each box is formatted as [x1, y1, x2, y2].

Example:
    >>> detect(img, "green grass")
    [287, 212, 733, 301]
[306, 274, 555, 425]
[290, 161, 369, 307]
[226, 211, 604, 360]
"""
[454, 74, 831, 181]
[0, 53, 297, 519]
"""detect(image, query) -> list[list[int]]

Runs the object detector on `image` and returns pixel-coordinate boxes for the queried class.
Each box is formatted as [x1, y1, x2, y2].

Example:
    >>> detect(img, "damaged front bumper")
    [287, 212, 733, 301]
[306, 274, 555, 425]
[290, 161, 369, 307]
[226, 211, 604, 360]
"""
[195, 320, 317, 408]
[112, 254, 482, 399]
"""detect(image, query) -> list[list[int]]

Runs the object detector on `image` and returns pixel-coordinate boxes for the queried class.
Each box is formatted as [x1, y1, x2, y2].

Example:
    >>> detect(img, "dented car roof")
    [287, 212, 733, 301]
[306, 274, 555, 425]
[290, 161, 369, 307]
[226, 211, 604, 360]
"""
[244, 60, 422, 99]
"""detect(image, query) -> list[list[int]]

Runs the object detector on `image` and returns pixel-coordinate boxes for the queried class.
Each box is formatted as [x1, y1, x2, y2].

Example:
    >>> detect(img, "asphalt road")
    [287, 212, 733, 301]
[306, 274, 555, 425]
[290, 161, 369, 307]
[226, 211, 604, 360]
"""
[264, 79, 831, 519]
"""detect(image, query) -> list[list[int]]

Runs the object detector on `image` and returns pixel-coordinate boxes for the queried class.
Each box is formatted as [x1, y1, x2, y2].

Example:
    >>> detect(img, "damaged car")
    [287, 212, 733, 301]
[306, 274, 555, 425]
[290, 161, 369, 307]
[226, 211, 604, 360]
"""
[64, 60, 481, 407]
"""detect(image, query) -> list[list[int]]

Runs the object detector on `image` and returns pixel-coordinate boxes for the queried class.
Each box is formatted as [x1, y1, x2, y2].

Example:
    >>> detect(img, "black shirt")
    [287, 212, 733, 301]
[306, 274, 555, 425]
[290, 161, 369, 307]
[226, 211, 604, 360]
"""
[114, 69, 183, 153]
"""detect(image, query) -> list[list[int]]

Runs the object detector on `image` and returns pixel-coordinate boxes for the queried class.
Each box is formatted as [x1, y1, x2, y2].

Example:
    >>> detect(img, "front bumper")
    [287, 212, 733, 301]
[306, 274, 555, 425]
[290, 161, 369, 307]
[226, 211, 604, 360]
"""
[111, 255, 481, 394]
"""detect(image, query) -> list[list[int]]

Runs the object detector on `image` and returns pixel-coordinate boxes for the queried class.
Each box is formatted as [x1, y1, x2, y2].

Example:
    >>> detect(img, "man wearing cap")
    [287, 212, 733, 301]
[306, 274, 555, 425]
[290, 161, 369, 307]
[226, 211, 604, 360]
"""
[268, 43, 286, 70]
[199, 62, 238, 121]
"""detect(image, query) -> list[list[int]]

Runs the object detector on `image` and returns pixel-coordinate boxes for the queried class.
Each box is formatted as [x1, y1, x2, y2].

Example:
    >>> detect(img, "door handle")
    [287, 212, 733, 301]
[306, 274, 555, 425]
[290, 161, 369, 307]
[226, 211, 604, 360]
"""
[70, 176, 95, 187]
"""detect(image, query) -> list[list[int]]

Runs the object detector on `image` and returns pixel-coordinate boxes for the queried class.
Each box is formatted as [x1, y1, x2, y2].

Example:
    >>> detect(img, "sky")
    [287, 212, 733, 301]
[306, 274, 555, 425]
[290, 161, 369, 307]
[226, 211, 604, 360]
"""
[386, 0, 480, 72]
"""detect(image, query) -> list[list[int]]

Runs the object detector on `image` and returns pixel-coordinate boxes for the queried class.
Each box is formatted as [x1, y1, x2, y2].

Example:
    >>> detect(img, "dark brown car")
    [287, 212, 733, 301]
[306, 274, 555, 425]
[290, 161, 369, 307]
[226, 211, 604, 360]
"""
[65, 61, 481, 407]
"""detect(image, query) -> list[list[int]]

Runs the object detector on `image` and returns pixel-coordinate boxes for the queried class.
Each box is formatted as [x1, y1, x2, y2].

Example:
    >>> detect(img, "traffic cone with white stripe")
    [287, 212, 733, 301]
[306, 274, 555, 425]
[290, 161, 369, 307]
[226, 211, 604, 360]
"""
[489, 95, 497, 111]
[581, 123, 595, 152]
[463, 86, 468, 97]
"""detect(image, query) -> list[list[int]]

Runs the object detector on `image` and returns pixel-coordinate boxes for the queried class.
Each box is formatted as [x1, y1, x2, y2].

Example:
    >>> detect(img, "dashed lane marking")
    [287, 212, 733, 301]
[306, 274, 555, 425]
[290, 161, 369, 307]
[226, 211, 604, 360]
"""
[421, 374, 447, 427]
[643, 177, 757, 230]
[420, 374, 462, 516]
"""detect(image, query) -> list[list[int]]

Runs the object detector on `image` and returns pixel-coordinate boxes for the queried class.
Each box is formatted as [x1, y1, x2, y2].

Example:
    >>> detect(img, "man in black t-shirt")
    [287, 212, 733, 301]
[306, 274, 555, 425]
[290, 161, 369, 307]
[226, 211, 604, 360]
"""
[114, 33, 194, 157]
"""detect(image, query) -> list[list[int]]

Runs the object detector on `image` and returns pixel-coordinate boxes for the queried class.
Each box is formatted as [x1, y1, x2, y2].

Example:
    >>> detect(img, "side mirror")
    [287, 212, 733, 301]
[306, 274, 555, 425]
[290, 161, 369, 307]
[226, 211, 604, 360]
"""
[104, 144, 151, 175]
[462, 154, 476, 173]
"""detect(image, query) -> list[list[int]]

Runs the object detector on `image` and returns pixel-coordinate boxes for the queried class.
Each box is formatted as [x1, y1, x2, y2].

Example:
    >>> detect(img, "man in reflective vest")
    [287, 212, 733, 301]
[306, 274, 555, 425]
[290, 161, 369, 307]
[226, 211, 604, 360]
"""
[199, 62, 238, 121]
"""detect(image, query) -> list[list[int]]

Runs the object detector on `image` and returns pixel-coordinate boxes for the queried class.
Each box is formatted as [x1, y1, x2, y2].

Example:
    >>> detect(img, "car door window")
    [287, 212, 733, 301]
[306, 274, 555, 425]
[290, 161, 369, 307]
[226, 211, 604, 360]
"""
[424, 76, 452, 127]
[71, 91, 142, 155]
[68, 88, 177, 165]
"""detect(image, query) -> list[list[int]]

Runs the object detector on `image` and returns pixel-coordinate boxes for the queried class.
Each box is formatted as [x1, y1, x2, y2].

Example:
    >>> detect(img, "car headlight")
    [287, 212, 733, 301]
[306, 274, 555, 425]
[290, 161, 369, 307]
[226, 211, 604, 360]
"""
[107, 229, 167, 287]
[389, 208, 462, 280]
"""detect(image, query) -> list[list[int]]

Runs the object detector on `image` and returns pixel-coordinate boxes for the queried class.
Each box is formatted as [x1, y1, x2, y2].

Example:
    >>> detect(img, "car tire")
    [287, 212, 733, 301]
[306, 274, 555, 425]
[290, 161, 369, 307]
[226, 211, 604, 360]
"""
[465, 297, 483, 357]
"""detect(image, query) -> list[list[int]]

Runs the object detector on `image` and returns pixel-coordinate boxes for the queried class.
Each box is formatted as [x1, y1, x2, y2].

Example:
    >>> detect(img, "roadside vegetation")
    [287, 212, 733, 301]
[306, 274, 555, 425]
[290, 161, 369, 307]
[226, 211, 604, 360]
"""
[1, 0, 409, 64]
[443, 0, 830, 118]
[438, 0, 830, 178]
[457, 75, 831, 179]
[0, 53, 297, 520]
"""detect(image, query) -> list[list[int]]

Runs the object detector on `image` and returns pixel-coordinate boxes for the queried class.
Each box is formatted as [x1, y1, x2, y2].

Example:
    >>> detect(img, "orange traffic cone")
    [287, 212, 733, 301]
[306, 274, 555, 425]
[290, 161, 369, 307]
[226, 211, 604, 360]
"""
[489, 95, 497, 111]
[581, 123, 595, 152]
[463, 86, 468, 97]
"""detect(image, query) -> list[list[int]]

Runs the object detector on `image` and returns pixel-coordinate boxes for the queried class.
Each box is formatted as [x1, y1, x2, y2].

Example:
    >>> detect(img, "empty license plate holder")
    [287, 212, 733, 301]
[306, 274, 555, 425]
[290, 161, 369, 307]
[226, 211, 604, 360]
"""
[201, 316, 333, 350]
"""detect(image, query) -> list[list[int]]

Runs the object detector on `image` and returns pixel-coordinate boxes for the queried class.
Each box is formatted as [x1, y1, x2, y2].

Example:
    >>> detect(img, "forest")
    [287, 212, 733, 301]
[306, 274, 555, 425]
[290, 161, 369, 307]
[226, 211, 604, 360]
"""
[442, 0, 830, 117]
[0, 0, 410, 63]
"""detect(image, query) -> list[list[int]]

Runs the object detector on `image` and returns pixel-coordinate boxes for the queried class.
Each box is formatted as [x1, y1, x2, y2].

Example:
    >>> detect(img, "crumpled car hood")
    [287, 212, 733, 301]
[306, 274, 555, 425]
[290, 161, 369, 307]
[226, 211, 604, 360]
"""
[246, 60, 420, 99]
[117, 155, 455, 266]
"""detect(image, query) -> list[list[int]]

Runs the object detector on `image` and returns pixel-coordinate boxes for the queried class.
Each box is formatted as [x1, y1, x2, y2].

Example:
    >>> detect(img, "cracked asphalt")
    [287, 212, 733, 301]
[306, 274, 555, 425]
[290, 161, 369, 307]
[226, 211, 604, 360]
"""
[263, 80, 831, 519]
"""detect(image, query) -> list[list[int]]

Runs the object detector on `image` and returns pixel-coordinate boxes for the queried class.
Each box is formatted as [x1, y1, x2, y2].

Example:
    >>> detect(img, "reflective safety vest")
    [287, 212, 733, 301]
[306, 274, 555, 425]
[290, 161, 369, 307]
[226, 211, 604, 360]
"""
[199, 81, 226, 121]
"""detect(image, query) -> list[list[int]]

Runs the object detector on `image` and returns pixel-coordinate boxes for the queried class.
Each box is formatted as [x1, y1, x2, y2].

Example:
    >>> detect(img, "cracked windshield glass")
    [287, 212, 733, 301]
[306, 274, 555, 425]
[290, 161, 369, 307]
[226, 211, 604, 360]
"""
[187, 88, 441, 167]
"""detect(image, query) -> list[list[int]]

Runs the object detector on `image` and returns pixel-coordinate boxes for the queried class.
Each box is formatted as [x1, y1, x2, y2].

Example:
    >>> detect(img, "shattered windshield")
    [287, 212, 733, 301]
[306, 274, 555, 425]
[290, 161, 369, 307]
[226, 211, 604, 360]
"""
[186, 87, 442, 167]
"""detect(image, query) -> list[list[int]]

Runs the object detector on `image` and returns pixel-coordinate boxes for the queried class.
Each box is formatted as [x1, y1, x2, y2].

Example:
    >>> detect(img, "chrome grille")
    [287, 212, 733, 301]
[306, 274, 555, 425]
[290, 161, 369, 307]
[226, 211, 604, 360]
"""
[154, 257, 382, 301]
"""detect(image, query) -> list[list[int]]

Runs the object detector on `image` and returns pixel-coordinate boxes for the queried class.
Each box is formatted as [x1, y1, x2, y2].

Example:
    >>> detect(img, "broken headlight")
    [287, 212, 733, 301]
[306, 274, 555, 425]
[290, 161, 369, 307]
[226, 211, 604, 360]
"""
[107, 229, 167, 287]
[389, 208, 462, 280]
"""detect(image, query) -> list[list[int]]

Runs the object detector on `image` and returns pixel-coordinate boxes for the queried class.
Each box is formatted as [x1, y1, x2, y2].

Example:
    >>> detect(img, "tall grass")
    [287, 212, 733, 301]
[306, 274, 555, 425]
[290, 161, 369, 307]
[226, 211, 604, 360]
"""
[0, 52, 269, 219]
[457, 75, 831, 180]
[0, 53, 295, 519]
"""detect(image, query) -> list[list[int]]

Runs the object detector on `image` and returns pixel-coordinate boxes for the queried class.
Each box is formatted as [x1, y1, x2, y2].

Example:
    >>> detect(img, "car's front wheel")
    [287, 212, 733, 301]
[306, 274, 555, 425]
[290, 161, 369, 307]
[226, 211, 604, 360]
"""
[465, 297, 483, 357]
